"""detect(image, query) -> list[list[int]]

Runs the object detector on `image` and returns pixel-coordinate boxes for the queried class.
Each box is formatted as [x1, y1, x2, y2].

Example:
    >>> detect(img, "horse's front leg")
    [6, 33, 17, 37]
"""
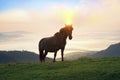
[61, 48, 65, 61]
[53, 51, 57, 62]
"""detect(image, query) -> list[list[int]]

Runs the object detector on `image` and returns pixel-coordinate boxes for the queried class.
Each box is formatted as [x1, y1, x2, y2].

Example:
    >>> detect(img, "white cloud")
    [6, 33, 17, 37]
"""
[72, 0, 120, 32]
[0, 10, 30, 23]
[0, 31, 28, 42]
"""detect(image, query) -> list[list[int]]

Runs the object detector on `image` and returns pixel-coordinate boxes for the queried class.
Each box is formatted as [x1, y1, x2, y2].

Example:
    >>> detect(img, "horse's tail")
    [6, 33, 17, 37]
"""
[38, 40, 44, 62]
[39, 46, 44, 62]
[39, 50, 44, 62]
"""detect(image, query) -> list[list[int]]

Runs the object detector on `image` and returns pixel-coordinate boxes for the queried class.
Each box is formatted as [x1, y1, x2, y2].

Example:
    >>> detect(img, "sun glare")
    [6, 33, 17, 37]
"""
[63, 10, 74, 25]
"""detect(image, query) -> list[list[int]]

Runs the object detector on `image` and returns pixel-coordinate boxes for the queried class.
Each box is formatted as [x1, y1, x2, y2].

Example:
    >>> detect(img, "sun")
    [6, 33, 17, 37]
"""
[63, 9, 74, 25]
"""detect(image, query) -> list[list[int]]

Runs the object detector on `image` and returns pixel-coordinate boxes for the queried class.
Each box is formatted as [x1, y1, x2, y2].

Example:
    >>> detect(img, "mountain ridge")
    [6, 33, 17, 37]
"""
[0, 50, 52, 63]
[93, 42, 120, 57]
[63, 42, 120, 60]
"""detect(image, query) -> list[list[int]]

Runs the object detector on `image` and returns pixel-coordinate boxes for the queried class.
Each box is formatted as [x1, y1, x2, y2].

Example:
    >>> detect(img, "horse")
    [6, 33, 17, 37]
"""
[38, 24, 73, 62]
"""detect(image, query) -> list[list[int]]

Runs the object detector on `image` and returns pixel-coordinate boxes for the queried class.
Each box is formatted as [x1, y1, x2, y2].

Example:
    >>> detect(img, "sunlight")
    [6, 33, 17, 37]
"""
[63, 9, 74, 25]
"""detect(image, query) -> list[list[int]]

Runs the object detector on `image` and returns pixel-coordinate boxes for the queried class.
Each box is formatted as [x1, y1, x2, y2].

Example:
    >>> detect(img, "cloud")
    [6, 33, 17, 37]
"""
[73, 0, 120, 31]
[0, 31, 28, 42]
[0, 10, 30, 23]
[0, 9, 65, 32]
[0, 0, 120, 34]
[77, 31, 120, 41]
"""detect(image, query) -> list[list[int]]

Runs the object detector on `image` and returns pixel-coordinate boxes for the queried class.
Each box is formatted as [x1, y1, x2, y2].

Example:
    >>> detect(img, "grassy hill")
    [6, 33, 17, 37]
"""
[0, 57, 120, 80]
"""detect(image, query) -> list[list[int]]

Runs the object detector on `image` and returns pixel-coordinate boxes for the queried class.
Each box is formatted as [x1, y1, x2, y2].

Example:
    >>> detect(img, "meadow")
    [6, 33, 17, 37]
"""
[0, 57, 120, 80]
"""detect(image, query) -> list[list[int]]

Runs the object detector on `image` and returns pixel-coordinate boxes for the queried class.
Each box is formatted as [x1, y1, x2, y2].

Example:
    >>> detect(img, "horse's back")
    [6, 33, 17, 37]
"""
[39, 37, 60, 52]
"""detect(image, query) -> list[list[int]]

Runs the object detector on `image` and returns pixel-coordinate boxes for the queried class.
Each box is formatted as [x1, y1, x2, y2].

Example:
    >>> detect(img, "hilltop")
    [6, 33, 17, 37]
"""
[0, 57, 120, 80]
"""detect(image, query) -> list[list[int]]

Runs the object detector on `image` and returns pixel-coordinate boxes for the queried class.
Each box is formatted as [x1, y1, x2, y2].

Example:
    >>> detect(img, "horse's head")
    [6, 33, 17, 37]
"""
[60, 24, 73, 40]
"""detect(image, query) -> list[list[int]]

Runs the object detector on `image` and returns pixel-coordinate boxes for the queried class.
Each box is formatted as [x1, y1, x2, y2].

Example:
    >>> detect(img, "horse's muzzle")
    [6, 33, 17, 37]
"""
[69, 36, 72, 40]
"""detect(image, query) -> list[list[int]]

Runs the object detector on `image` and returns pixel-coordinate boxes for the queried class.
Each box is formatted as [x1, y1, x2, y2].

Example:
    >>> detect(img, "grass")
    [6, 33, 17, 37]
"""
[0, 57, 120, 80]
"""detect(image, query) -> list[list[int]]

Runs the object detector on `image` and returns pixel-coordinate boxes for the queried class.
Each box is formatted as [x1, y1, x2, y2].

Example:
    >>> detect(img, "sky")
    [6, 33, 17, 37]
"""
[0, 0, 120, 57]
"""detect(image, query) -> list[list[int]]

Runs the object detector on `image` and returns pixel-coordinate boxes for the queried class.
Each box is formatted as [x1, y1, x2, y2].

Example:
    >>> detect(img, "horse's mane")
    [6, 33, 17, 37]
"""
[54, 32, 60, 36]
[54, 27, 65, 37]
[54, 26, 73, 38]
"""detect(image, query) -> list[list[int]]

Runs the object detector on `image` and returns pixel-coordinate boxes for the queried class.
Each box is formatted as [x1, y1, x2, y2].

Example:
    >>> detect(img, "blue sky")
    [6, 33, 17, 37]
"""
[0, 0, 80, 12]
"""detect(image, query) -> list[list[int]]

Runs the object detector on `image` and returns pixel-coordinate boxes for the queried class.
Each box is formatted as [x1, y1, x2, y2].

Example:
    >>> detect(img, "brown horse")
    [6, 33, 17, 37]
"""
[38, 24, 73, 62]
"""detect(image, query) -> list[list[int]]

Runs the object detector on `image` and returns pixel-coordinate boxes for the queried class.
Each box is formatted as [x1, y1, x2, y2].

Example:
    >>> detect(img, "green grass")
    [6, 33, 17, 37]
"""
[0, 57, 120, 80]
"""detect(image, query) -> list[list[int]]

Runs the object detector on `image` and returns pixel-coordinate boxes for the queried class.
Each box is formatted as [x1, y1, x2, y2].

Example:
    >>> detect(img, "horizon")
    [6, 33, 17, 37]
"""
[0, 0, 120, 58]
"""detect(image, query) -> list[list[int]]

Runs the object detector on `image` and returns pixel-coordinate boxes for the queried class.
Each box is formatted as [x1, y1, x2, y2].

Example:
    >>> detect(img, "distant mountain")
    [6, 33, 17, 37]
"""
[61, 42, 120, 61]
[0, 51, 52, 63]
[92, 42, 120, 57]
[1, 43, 119, 63]
[60, 51, 97, 61]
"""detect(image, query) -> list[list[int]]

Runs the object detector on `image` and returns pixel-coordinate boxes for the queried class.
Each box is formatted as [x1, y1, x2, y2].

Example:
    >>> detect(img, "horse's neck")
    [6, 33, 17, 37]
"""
[63, 35, 67, 40]
[60, 34, 67, 42]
